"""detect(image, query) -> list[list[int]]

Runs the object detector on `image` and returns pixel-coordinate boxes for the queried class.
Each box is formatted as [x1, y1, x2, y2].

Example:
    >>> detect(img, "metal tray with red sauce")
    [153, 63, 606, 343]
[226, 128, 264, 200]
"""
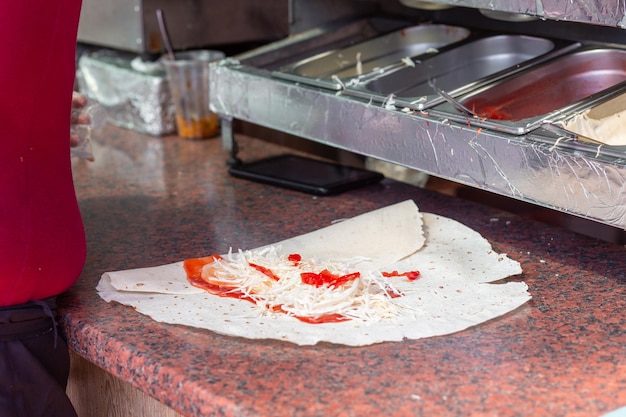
[430, 45, 626, 134]
[346, 34, 570, 110]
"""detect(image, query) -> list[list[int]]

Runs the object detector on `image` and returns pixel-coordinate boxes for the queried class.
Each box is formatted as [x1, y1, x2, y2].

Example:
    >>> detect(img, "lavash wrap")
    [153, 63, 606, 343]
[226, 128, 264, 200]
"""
[97, 200, 530, 346]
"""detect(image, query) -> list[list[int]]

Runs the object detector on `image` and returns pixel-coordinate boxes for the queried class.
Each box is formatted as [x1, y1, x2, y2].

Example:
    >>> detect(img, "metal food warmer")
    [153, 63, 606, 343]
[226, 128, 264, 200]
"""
[210, 0, 626, 232]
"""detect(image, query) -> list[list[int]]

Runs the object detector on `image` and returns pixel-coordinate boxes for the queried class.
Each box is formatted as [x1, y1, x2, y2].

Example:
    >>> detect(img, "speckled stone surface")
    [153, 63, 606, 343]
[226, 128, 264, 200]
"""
[61, 125, 626, 417]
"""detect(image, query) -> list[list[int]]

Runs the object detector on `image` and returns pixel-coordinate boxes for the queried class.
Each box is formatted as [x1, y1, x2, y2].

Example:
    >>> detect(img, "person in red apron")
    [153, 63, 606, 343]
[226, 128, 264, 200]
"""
[0, 1, 86, 416]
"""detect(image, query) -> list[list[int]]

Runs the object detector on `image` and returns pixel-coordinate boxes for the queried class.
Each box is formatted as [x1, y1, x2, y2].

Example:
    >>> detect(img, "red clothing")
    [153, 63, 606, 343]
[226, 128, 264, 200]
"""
[0, 1, 85, 306]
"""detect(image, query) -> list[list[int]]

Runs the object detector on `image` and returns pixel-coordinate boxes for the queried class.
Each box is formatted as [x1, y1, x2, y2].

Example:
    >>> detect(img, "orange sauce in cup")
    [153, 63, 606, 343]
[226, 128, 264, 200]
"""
[175, 113, 219, 139]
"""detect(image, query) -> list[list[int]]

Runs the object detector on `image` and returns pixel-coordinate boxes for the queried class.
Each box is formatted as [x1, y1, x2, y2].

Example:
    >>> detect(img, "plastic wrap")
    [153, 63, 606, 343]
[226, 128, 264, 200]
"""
[210, 60, 626, 230]
[70, 94, 107, 161]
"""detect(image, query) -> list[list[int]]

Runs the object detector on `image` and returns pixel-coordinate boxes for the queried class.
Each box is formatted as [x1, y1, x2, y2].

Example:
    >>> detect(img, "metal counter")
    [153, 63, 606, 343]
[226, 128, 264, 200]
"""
[209, 16, 626, 230]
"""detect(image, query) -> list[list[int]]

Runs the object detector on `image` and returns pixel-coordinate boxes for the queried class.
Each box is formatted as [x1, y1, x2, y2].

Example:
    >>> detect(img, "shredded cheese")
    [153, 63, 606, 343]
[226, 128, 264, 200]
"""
[331, 75, 346, 90]
[383, 94, 397, 110]
[401, 56, 415, 67]
[200, 246, 417, 322]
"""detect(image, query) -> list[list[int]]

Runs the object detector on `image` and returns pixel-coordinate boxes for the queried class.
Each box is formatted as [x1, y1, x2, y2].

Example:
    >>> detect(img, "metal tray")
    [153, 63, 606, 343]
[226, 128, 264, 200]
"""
[434, 45, 626, 134]
[271, 24, 470, 90]
[346, 34, 560, 110]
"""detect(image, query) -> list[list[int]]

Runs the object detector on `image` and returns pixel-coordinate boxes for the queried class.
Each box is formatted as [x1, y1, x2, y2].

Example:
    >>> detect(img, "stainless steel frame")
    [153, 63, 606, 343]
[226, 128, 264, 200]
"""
[210, 2, 626, 230]
[212, 62, 626, 229]
[211, 0, 626, 229]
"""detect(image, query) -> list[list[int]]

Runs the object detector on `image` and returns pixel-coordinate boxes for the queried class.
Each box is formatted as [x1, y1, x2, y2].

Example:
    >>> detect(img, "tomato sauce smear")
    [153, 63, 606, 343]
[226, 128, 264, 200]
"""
[184, 255, 256, 303]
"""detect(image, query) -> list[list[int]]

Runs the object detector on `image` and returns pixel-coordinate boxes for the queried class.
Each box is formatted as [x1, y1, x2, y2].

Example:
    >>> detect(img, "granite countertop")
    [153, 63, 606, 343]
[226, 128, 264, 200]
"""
[62, 125, 626, 417]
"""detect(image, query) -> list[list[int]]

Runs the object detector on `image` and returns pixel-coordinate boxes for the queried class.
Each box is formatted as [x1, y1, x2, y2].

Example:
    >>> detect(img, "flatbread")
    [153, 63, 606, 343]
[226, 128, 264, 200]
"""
[97, 201, 529, 346]
[107, 261, 200, 294]
[561, 92, 626, 146]
[262, 199, 425, 272]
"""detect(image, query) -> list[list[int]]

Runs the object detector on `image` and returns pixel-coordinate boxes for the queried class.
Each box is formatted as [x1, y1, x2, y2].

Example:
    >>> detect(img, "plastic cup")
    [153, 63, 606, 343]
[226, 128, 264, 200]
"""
[162, 50, 224, 139]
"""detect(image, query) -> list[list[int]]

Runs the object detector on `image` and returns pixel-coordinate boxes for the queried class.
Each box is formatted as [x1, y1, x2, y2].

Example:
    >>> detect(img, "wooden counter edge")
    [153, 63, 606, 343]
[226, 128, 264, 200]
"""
[67, 351, 184, 417]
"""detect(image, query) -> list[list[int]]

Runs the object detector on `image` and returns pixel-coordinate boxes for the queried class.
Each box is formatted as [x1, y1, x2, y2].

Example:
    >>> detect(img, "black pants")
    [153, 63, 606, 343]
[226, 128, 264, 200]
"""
[0, 298, 78, 417]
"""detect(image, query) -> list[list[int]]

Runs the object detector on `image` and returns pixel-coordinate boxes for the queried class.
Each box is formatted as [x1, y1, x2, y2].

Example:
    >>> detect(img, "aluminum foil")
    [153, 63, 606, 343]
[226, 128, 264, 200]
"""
[414, 0, 626, 27]
[77, 50, 176, 136]
[211, 62, 626, 230]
